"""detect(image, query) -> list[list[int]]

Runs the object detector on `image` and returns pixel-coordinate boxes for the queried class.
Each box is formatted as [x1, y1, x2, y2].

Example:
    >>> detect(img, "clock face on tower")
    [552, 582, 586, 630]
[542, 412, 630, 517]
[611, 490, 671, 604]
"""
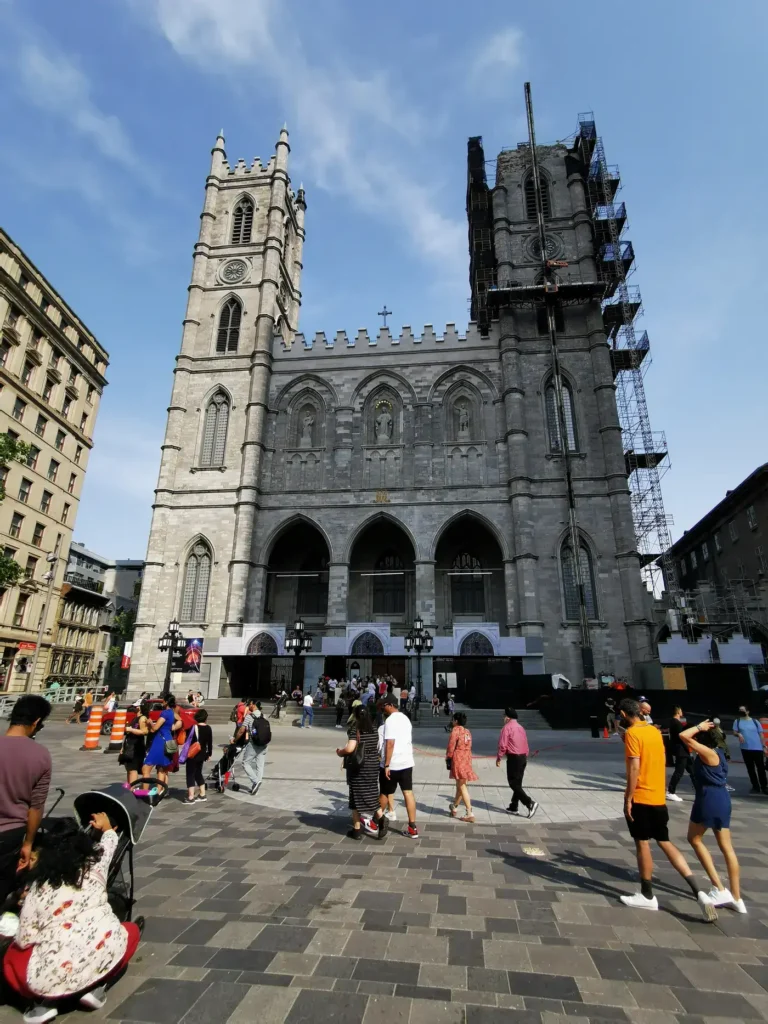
[221, 259, 247, 284]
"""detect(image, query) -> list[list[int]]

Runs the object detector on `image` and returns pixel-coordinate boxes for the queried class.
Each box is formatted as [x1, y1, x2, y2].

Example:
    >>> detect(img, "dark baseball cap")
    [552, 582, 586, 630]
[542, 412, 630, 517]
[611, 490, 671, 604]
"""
[380, 694, 398, 707]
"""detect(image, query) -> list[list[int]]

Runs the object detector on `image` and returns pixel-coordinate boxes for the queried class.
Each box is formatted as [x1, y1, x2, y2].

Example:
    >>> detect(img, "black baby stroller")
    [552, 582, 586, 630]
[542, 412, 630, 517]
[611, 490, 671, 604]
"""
[73, 783, 153, 922]
[207, 742, 243, 793]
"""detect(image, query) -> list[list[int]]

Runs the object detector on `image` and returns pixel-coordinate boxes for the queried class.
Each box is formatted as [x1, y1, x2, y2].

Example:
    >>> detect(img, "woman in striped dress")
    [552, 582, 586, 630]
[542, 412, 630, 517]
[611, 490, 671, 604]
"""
[336, 705, 389, 841]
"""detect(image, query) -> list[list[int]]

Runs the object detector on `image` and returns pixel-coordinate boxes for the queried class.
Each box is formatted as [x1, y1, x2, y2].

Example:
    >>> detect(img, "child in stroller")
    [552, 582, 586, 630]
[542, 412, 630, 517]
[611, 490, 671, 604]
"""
[2, 784, 151, 1023]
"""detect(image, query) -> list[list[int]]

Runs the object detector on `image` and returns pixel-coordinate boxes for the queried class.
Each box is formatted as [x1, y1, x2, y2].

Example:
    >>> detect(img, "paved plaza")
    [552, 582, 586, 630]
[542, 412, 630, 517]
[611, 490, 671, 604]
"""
[2, 722, 768, 1024]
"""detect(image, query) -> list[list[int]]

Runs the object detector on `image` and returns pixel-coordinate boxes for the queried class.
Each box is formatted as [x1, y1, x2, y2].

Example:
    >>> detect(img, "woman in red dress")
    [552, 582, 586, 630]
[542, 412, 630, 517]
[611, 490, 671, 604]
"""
[446, 712, 478, 822]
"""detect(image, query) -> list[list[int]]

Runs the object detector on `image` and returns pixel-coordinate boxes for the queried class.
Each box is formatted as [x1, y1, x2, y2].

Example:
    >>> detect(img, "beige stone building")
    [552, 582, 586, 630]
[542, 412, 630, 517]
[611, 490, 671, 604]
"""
[0, 228, 109, 692]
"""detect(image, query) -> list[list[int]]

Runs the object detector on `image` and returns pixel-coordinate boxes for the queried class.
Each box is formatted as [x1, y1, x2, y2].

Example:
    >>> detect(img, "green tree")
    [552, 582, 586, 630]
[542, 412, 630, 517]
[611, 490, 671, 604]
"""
[0, 432, 32, 589]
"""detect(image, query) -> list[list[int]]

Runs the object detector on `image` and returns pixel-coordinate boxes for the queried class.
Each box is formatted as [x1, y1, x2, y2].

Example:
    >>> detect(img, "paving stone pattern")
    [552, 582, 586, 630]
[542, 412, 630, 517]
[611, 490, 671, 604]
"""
[2, 726, 768, 1023]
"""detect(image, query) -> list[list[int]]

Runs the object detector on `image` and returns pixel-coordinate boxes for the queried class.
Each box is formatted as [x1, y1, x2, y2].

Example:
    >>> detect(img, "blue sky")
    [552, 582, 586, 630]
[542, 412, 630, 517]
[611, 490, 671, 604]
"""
[0, 0, 766, 559]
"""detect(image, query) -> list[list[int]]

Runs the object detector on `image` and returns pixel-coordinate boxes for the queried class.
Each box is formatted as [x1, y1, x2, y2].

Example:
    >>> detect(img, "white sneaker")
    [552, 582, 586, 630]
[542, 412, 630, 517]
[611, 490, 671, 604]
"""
[730, 898, 747, 914]
[620, 892, 658, 911]
[23, 1007, 58, 1024]
[384, 810, 397, 821]
[697, 891, 718, 922]
[79, 985, 107, 1011]
[666, 792, 683, 802]
[527, 801, 539, 819]
[707, 886, 734, 907]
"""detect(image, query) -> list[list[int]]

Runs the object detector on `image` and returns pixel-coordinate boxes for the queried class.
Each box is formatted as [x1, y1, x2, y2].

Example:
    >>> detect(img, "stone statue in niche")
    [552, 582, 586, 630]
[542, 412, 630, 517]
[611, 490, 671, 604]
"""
[457, 402, 471, 440]
[375, 404, 393, 443]
[299, 410, 314, 447]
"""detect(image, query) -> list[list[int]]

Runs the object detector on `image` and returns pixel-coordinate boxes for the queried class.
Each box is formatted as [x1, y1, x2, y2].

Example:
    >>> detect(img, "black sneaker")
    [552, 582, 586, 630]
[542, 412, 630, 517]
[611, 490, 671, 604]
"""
[527, 802, 539, 819]
[346, 829, 363, 841]
[750, 787, 760, 794]
[376, 814, 388, 841]
[134, 915, 145, 936]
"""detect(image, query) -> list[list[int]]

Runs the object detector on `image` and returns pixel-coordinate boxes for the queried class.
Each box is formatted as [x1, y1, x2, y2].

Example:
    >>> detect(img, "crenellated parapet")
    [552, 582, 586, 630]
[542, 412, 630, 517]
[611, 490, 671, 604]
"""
[275, 322, 497, 357]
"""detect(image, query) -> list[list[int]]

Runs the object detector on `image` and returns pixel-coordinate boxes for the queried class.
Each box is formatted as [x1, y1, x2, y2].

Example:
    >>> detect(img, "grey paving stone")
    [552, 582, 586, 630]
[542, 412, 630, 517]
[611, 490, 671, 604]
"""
[507, 970, 581, 1002]
[179, 981, 252, 1024]
[353, 957, 420, 986]
[108, 978, 211, 1023]
[249, 924, 317, 952]
[671, 988, 758, 1017]
[285, 988, 369, 1024]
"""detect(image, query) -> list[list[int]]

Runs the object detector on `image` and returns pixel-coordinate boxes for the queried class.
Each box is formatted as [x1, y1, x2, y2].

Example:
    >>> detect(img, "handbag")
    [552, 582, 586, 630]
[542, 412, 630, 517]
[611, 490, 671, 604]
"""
[345, 732, 365, 776]
[164, 738, 178, 757]
[445, 757, 453, 772]
[179, 726, 201, 765]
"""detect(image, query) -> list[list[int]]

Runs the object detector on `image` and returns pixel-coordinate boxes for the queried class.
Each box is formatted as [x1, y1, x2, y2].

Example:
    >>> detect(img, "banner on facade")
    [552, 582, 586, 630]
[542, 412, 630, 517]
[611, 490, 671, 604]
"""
[121, 641, 132, 669]
[181, 638, 203, 673]
[18, 641, 36, 651]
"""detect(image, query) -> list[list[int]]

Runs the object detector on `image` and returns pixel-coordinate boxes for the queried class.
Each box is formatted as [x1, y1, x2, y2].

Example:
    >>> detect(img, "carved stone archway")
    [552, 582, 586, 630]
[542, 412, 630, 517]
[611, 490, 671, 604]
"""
[247, 632, 279, 656]
[459, 631, 494, 657]
[350, 631, 385, 657]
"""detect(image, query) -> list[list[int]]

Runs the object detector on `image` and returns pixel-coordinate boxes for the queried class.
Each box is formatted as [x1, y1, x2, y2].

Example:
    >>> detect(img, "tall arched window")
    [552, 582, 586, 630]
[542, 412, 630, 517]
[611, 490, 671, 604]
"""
[200, 391, 229, 467]
[372, 550, 405, 615]
[545, 379, 578, 453]
[216, 298, 241, 354]
[561, 540, 597, 620]
[180, 540, 212, 621]
[524, 174, 551, 220]
[450, 552, 485, 616]
[297, 555, 329, 617]
[231, 197, 254, 244]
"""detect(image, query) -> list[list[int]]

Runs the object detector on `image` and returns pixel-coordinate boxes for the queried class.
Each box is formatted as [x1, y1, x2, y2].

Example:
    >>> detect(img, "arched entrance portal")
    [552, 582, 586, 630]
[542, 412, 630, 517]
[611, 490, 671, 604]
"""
[342, 519, 415, 685]
[434, 516, 513, 704]
[226, 520, 330, 698]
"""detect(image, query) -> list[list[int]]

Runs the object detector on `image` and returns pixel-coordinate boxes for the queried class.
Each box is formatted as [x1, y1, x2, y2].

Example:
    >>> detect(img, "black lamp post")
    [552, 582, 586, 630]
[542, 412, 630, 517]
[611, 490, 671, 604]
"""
[404, 615, 433, 706]
[157, 619, 186, 694]
[285, 618, 312, 691]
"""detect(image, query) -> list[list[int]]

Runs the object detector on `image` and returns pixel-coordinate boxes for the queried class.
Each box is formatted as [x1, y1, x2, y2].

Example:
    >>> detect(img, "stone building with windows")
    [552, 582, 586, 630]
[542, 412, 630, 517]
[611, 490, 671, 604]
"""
[0, 229, 108, 692]
[129, 125, 653, 700]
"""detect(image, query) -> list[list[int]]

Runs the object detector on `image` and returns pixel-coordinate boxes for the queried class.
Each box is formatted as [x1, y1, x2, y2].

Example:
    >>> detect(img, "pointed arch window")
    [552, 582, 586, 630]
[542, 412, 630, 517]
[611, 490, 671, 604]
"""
[216, 298, 241, 354]
[561, 540, 597, 620]
[372, 550, 405, 615]
[200, 391, 229, 467]
[545, 378, 578, 453]
[231, 197, 254, 244]
[524, 174, 551, 220]
[180, 540, 212, 621]
[450, 552, 485, 616]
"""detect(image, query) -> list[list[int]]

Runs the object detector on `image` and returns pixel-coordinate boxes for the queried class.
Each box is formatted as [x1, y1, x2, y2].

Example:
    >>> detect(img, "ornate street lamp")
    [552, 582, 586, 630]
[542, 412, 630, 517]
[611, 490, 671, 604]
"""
[285, 618, 313, 690]
[157, 618, 187, 694]
[404, 616, 433, 708]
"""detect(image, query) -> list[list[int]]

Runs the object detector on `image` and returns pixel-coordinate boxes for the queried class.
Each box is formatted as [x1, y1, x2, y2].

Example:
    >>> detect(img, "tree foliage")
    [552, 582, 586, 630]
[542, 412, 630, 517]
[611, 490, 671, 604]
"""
[0, 433, 33, 588]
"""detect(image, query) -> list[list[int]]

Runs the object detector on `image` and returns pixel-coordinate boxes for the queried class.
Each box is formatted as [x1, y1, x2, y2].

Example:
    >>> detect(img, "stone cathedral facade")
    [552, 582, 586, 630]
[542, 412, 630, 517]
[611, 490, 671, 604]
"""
[129, 126, 653, 699]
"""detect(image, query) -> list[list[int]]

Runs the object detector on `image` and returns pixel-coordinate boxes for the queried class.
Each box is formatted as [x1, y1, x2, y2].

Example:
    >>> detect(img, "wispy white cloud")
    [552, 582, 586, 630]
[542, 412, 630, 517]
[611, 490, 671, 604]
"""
[17, 43, 144, 176]
[469, 27, 524, 98]
[131, 0, 466, 286]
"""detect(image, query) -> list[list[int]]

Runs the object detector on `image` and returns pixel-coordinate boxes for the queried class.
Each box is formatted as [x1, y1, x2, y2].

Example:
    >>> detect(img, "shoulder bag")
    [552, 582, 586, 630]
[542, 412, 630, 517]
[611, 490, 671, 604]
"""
[345, 731, 366, 776]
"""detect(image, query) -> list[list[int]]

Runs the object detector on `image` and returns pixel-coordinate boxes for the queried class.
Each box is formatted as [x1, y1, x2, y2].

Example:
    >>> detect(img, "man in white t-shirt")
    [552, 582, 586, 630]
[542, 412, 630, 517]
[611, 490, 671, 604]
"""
[301, 691, 314, 729]
[378, 694, 418, 838]
[328, 678, 337, 705]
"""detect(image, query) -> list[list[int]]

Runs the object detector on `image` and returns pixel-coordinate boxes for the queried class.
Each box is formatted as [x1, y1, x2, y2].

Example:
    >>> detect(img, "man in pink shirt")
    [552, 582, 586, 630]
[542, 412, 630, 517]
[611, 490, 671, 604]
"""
[496, 707, 539, 818]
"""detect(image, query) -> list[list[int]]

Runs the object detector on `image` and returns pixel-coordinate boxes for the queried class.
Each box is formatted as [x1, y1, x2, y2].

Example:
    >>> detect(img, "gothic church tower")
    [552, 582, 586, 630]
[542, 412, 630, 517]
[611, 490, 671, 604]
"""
[130, 129, 305, 691]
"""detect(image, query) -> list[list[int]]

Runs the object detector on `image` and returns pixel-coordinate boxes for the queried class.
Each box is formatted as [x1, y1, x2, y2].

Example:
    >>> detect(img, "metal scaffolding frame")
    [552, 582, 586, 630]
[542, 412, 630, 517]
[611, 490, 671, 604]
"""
[574, 114, 676, 599]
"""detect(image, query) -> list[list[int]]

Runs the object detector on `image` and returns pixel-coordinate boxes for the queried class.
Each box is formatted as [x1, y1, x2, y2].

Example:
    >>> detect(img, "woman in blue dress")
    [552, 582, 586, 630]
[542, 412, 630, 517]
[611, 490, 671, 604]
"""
[142, 694, 182, 786]
[680, 719, 746, 914]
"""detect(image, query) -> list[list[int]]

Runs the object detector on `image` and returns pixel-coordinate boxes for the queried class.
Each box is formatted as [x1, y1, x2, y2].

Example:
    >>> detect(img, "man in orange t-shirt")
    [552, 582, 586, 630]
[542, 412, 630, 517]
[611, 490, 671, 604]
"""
[618, 698, 716, 921]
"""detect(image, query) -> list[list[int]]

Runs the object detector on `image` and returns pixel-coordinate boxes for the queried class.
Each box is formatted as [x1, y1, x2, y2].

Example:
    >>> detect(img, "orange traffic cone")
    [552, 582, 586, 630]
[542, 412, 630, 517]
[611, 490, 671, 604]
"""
[602, 726, 609, 739]
[81, 709, 103, 751]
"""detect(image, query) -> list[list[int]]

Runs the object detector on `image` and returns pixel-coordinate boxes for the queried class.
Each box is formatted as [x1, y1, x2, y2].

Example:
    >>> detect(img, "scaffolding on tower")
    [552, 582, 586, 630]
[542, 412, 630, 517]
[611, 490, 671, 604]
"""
[573, 114, 676, 600]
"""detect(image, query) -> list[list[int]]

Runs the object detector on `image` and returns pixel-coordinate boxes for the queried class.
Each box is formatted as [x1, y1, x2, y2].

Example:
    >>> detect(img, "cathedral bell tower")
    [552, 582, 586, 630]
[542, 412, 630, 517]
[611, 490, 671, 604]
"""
[129, 128, 306, 692]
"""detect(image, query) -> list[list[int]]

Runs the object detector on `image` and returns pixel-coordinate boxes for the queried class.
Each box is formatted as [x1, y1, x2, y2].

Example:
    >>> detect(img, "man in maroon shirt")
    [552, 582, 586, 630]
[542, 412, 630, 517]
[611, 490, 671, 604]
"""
[0, 694, 51, 903]
[496, 707, 539, 818]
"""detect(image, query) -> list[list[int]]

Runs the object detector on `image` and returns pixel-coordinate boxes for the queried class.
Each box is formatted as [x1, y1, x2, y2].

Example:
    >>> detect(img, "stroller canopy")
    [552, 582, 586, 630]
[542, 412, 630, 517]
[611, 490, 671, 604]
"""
[73, 783, 153, 845]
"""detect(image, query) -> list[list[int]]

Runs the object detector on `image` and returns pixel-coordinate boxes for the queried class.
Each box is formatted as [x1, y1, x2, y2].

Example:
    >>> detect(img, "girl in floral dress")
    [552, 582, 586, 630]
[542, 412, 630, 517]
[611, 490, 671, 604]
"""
[3, 814, 144, 1023]
[446, 712, 478, 823]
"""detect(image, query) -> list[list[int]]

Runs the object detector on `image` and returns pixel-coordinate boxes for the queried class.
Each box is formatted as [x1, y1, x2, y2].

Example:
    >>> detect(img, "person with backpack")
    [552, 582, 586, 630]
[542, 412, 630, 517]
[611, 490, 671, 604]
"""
[236, 700, 271, 796]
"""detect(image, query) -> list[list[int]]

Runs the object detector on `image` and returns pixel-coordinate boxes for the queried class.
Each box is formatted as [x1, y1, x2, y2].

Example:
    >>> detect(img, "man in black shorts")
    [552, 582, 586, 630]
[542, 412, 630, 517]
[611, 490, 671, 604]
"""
[619, 698, 715, 920]
[378, 695, 418, 838]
